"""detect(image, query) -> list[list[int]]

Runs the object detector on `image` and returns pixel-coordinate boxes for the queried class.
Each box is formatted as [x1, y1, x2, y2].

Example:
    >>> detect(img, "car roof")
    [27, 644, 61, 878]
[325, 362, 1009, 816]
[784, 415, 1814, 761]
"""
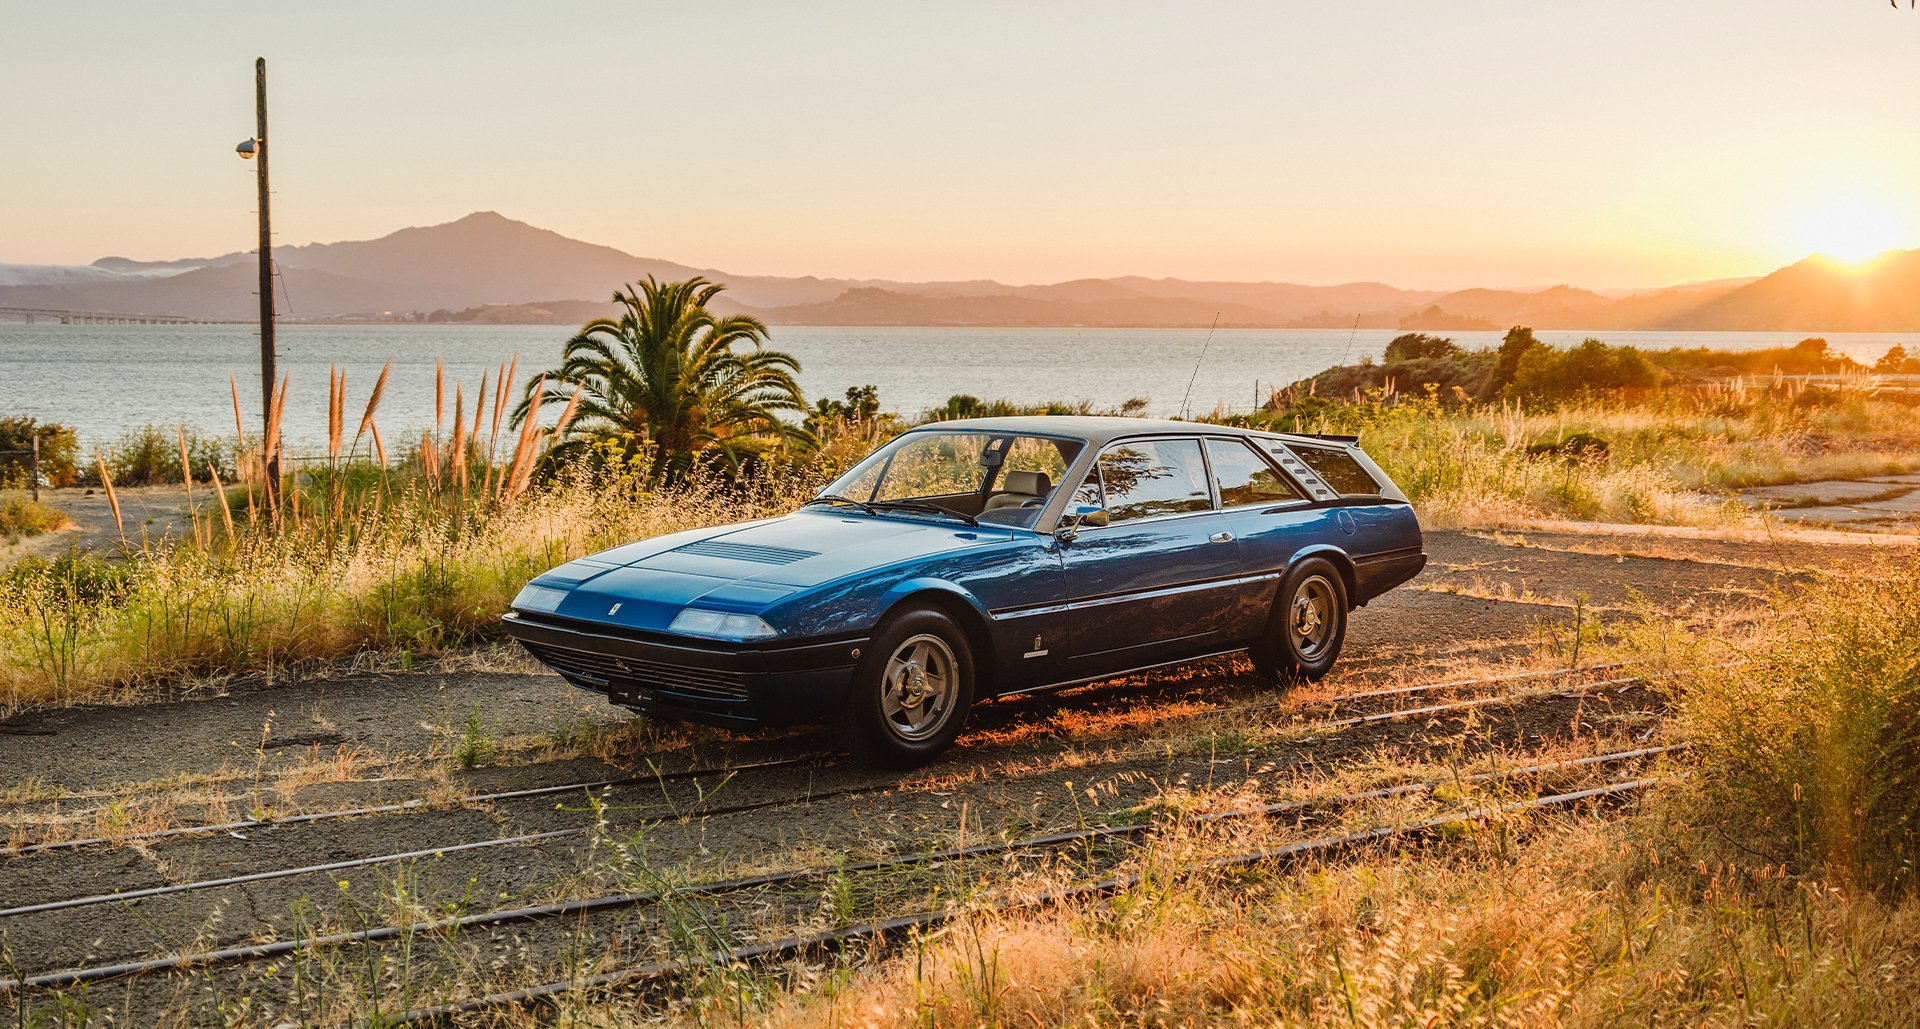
[909, 415, 1358, 450]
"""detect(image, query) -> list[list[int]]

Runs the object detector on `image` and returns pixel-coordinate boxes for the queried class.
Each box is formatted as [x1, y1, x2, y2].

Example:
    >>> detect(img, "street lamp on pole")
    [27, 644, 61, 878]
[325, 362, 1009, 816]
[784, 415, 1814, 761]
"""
[236, 56, 279, 509]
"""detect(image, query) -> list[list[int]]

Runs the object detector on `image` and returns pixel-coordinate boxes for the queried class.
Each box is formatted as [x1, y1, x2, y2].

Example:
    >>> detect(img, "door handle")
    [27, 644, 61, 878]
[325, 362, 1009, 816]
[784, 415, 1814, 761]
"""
[1209, 531, 1234, 543]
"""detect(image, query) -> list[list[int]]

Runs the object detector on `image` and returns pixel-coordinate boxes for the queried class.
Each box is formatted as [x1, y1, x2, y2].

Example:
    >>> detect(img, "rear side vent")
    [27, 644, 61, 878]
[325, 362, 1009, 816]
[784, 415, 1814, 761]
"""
[674, 540, 817, 565]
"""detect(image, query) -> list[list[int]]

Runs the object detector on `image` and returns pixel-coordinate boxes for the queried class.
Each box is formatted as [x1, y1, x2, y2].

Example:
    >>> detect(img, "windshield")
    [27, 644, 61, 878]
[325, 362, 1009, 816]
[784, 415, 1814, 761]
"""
[818, 431, 1086, 528]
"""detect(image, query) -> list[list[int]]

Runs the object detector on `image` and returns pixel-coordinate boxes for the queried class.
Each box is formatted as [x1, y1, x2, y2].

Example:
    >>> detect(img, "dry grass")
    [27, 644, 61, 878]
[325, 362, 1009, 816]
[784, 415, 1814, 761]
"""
[0, 469, 827, 714]
[0, 490, 67, 541]
[1241, 379, 1920, 530]
[729, 809, 1920, 1028]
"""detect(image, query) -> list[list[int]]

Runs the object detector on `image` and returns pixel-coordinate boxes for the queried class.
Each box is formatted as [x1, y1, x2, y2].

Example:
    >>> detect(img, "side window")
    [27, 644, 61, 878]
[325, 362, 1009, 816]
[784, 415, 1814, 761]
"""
[1289, 445, 1381, 496]
[1095, 439, 1212, 522]
[1208, 438, 1307, 507]
[1070, 475, 1103, 511]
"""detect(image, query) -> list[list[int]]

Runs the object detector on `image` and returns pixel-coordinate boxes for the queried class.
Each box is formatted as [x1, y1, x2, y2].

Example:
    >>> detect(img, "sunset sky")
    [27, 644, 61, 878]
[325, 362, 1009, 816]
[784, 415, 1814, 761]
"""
[4, 2, 1917, 289]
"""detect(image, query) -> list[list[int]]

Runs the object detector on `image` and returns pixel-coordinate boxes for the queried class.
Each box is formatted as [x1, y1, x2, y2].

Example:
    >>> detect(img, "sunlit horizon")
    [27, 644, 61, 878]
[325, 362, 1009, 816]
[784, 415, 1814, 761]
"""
[3, 2, 1917, 291]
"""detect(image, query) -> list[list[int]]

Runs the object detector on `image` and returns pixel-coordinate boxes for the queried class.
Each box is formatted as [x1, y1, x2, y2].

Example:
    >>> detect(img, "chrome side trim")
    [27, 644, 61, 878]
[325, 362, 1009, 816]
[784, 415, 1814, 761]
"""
[991, 569, 1281, 620]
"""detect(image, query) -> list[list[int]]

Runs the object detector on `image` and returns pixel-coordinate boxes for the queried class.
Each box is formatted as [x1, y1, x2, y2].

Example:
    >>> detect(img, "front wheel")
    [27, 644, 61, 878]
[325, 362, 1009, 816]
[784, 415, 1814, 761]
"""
[1250, 558, 1348, 683]
[843, 608, 977, 767]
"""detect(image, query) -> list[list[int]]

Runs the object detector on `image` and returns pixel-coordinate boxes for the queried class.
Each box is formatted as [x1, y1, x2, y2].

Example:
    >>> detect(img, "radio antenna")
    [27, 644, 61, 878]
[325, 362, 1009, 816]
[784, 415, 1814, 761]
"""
[1336, 313, 1361, 367]
[1179, 312, 1221, 420]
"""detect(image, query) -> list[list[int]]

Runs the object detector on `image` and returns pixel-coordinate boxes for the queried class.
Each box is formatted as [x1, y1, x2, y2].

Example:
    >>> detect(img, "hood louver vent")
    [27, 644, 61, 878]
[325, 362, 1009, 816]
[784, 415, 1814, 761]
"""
[674, 540, 818, 565]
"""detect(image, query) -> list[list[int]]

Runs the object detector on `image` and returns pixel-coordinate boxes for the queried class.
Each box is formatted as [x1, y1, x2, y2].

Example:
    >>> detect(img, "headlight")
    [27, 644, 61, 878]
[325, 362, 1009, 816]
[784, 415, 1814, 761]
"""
[668, 608, 778, 640]
[511, 584, 568, 614]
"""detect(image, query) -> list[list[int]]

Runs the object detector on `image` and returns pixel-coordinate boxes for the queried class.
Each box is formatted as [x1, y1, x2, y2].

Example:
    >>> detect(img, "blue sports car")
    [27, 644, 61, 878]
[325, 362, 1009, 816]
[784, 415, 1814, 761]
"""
[503, 416, 1425, 766]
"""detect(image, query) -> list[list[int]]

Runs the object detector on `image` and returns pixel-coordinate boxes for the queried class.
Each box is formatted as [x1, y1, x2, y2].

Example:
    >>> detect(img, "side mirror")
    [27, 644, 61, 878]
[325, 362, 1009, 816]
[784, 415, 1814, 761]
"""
[1056, 504, 1109, 540]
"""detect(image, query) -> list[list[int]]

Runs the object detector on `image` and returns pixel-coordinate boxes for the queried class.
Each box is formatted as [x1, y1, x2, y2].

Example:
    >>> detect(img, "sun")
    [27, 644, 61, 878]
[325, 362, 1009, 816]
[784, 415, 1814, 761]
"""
[1796, 201, 1908, 264]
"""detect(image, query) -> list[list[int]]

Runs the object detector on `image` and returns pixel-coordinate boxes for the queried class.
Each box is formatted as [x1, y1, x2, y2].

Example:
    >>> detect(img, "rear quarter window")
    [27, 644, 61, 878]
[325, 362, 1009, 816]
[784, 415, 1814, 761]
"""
[1288, 445, 1381, 497]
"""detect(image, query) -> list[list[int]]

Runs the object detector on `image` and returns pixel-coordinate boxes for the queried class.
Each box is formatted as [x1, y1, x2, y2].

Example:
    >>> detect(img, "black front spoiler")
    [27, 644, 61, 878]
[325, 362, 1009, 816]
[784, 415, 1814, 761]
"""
[501, 612, 866, 728]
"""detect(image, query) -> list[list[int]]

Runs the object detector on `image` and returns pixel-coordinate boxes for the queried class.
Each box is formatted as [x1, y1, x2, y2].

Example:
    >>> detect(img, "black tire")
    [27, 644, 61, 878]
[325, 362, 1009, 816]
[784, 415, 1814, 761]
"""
[1250, 558, 1348, 683]
[843, 607, 977, 768]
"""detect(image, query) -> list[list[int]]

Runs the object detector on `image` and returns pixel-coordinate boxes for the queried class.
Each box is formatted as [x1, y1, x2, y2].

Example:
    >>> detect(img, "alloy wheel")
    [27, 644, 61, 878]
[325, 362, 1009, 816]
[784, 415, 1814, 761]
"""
[1290, 573, 1337, 660]
[881, 633, 959, 741]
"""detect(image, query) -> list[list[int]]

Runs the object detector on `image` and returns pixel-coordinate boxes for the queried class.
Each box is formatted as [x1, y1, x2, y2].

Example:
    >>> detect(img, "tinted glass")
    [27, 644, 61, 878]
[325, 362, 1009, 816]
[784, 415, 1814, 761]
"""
[1289, 445, 1380, 496]
[1208, 438, 1307, 506]
[1096, 439, 1212, 522]
[826, 432, 1083, 505]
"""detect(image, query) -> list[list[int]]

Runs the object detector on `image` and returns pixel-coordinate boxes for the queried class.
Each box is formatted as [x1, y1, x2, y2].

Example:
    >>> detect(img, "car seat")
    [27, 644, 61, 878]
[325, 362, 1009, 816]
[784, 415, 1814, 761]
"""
[984, 470, 1052, 510]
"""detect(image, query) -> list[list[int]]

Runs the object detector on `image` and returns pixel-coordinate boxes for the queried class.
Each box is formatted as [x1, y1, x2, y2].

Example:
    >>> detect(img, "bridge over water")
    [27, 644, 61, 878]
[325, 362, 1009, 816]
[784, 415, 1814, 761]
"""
[0, 306, 241, 325]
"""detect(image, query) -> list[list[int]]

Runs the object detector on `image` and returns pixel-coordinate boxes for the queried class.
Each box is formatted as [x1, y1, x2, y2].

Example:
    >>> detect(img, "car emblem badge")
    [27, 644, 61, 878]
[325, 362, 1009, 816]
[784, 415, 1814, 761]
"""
[608, 602, 622, 615]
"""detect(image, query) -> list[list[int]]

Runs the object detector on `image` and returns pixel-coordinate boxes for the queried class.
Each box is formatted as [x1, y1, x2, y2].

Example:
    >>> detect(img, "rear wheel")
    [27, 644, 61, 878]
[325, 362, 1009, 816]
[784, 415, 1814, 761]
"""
[1250, 558, 1348, 683]
[843, 608, 976, 767]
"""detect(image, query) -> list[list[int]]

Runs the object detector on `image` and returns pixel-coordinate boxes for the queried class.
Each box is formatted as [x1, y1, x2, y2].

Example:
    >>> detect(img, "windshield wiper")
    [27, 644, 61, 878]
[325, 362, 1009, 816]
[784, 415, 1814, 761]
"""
[868, 500, 979, 526]
[803, 493, 878, 514]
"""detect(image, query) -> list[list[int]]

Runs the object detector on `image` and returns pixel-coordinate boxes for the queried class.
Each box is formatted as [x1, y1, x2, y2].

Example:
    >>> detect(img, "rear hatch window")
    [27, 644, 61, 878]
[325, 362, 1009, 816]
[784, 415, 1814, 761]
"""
[1287, 445, 1381, 497]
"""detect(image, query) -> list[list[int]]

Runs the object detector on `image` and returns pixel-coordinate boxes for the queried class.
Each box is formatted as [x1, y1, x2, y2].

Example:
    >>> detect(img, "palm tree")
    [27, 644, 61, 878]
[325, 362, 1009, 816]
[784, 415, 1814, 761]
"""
[512, 277, 810, 482]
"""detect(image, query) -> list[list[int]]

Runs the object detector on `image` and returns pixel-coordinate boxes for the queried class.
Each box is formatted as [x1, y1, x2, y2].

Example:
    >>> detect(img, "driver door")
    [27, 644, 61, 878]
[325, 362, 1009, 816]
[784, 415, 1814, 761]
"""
[1048, 437, 1244, 678]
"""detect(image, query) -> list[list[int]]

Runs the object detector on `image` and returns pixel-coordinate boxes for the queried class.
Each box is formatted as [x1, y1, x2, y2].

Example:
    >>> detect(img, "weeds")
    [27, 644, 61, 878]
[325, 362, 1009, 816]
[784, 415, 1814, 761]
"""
[1666, 558, 1920, 891]
[0, 492, 66, 541]
[452, 703, 497, 770]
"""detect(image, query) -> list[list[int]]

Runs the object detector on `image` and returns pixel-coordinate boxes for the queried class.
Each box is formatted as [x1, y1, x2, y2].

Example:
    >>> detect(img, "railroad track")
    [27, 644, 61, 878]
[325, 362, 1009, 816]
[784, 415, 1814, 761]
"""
[400, 776, 1661, 1024]
[0, 656, 1667, 1014]
[0, 660, 1657, 925]
[0, 655, 1661, 987]
[4, 657, 1636, 858]
[1, 742, 1673, 996]
[0, 639, 1522, 813]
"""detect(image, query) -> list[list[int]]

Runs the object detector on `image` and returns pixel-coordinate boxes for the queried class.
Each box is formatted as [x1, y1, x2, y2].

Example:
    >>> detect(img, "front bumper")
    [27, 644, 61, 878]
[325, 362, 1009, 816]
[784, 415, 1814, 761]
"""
[501, 612, 866, 728]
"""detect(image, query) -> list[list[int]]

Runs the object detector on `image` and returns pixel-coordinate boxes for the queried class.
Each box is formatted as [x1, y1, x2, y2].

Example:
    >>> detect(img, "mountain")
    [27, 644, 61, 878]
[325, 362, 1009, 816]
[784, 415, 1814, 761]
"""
[2, 213, 1916, 331]
[1404, 285, 1614, 329]
[1660, 251, 1920, 331]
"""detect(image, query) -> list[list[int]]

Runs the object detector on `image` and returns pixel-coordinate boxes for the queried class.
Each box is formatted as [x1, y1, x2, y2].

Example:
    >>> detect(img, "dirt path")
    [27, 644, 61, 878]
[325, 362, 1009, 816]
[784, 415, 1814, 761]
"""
[0, 527, 1898, 1022]
[1738, 472, 1920, 532]
[0, 484, 205, 568]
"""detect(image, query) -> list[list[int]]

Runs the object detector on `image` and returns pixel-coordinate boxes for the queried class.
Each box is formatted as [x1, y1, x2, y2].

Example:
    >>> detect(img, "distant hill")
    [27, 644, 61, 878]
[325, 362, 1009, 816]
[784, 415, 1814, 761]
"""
[1659, 251, 1920, 331]
[1, 212, 1915, 331]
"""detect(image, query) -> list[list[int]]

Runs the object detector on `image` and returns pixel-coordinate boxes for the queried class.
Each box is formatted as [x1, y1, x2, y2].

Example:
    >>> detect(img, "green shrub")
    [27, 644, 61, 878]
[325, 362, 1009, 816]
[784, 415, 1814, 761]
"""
[0, 417, 80, 488]
[100, 425, 233, 486]
[1874, 344, 1920, 374]
[1651, 337, 1861, 378]
[921, 395, 1148, 421]
[1487, 325, 1542, 396]
[1300, 351, 1495, 401]
[0, 494, 67, 540]
[1383, 332, 1461, 362]
[1, 549, 133, 606]
[1675, 564, 1920, 891]
[1510, 338, 1661, 401]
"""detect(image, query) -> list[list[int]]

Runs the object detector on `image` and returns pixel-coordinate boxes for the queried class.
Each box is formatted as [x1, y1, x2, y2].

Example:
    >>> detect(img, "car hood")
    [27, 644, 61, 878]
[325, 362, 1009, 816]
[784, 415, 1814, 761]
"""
[526, 509, 1011, 633]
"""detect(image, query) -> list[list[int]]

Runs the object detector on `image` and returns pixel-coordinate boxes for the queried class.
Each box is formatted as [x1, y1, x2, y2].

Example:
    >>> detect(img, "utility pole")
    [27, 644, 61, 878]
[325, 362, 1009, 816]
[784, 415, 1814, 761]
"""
[254, 57, 279, 507]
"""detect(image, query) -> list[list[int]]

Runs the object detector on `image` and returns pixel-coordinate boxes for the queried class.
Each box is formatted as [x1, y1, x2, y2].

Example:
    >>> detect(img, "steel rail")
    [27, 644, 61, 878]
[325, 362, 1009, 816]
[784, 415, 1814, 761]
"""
[397, 777, 1662, 1023]
[1318, 672, 1649, 730]
[7, 754, 825, 857]
[0, 641, 1522, 812]
[7, 657, 1625, 858]
[0, 668, 1655, 918]
[0, 743, 1675, 992]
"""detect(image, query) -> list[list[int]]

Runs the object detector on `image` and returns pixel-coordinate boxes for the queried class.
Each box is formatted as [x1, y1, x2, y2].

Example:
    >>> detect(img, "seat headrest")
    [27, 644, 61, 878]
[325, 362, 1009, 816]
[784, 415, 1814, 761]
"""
[1003, 470, 1052, 496]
